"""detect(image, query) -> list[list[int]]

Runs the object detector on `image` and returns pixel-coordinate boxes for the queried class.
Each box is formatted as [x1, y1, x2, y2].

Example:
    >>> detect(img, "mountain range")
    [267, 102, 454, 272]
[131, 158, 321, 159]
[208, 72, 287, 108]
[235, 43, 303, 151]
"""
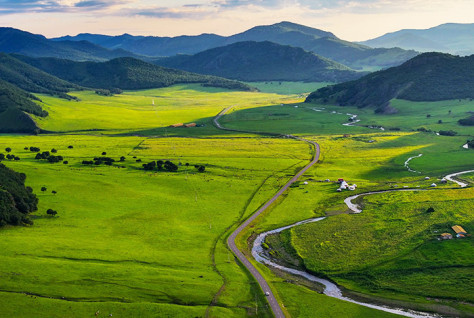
[360, 23, 474, 56]
[53, 21, 419, 70]
[305, 52, 474, 112]
[155, 41, 365, 82]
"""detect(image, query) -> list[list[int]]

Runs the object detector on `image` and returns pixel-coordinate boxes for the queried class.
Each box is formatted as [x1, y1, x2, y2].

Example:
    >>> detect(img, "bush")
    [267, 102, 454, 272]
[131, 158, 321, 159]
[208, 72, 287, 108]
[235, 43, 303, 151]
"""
[29, 147, 40, 152]
[438, 130, 457, 136]
[197, 165, 206, 173]
[426, 207, 435, 213]
[46, 209, 57, 217]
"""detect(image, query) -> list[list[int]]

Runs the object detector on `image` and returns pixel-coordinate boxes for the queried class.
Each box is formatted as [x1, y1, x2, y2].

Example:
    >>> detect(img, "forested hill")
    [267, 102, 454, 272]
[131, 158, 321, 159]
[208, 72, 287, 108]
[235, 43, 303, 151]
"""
[1, 53, 81, 98]
[15, 56, 255, 91]
[155, 41, 365, 82]
[0, 27, 138, 61]
[0, 163, 38, 226]
[0, 80, 46, 133]
[305, 53, 474, 111]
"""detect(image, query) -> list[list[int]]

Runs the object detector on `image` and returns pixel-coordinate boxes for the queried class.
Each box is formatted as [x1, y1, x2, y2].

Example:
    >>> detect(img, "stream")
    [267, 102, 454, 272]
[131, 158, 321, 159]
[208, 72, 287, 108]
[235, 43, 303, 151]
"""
[253, 168, 474, 316]
[252, 215, 438, 317]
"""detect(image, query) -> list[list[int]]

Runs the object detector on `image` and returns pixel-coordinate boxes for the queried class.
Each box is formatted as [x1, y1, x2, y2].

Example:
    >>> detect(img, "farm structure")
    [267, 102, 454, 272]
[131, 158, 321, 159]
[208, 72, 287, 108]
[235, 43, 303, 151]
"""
[452, 225, 468, 238]
[439, 233, 453, 240]
[336, 178, 357, 192]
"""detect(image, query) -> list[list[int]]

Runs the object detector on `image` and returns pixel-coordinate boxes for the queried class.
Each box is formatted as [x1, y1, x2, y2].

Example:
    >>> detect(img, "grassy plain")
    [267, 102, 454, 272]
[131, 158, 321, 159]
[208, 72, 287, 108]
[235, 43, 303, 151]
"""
[0, 134, 311, 317]
[1, 83, 473, 317]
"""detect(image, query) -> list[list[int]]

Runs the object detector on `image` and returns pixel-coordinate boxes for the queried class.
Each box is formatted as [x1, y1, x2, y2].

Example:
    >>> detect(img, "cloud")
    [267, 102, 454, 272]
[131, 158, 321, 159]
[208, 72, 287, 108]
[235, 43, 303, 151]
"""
[0, 0, 126, 14]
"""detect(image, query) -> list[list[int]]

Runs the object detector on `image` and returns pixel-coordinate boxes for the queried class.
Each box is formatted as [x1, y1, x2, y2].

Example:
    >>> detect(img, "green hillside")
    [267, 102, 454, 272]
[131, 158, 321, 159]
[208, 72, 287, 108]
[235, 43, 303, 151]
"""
[16, 55, 255, 91]
[1, 53, 81, 98]
[155, 41, 365, 82]
[0, 80, 47, 133]
[306, 53, 474, 111]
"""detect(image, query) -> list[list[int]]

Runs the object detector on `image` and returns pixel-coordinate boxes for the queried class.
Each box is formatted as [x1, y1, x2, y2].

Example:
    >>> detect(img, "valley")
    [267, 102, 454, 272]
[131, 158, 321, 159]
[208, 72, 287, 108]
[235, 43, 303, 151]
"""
[0, 14, 473, 318]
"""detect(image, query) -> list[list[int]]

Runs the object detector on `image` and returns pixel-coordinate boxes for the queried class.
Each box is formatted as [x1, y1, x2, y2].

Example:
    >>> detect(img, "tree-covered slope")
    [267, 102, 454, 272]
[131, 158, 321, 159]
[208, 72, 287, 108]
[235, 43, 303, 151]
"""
[15, 56, 254, 91]
[0, 27, 139, 61]
[1, 53, 81, 97]
[0, 80, 46, 133]
[305, 53, 474, 111]
[0, 163, 38, 226]
[155, 41, 365, 82]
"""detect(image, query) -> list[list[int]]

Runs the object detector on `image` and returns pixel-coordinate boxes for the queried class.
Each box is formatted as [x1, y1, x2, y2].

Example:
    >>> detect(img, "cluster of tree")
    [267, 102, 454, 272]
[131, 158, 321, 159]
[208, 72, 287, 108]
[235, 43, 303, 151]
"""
[29, 146, 40, 152]
[95, 88, 123, 96]
[195, 165, 206, 173]
[35, 151, 64, 163]
[438, 130, 458, 136]
[0, 163, 38, 226]
[0, 153, 20, 161]
[82, 157, 115, 166]
[143, 160, 178, 172]
[306, 53, 474, 111]
[458, 115, 474, 126]
[466, 140, 474, 149]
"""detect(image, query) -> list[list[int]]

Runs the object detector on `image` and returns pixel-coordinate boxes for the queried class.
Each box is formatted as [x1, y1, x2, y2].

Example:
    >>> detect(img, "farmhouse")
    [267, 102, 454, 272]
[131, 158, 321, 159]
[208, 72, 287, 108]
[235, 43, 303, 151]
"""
[170, 123, 184, 127]
[185, 123, 197, 127]
[452, 225, 468, 238]
[439, 233, 453, 240]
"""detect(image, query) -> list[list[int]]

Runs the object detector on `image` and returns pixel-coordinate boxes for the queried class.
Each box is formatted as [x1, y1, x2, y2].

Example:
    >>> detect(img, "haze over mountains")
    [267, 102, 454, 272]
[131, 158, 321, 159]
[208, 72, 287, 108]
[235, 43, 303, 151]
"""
[53, 21, 418, 70]
[360, 23, 474, 56]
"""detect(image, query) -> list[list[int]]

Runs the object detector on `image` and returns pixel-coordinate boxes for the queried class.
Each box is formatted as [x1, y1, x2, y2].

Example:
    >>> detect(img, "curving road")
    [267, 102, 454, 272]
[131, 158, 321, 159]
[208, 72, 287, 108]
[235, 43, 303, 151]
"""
[214, 107, 320, 318]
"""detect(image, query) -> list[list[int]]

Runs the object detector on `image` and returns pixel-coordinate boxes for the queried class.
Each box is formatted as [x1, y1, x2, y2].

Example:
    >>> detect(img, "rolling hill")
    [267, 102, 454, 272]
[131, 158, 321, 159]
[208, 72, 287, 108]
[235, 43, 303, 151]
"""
[360, 23, 474, 56]
[0, 53, 81, 98]
[305, 52, 474, 112]
[0, 27, 139, 61]
[155, 41, 365, 82]
[53, 21, 418, 70]
[15, 55, 255, 91]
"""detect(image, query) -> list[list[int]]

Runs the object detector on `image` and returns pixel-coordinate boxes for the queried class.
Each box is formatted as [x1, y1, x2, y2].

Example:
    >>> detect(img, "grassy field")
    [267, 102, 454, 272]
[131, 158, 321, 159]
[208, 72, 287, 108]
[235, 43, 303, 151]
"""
[1, 83, 473, 317]
[245, 82, 332, 95]
[0, 134, 312, 317]
[34, 85, 300, 136]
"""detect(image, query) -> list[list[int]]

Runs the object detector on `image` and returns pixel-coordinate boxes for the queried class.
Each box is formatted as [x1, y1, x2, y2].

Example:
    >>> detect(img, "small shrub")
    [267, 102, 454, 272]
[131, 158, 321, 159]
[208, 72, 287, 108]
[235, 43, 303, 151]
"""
[46, 209, 57, 217]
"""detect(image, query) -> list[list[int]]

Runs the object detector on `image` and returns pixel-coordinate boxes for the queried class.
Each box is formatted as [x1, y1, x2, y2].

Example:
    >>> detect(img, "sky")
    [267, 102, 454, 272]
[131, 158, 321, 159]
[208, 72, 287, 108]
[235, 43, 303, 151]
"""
[0, 0, 473, 41]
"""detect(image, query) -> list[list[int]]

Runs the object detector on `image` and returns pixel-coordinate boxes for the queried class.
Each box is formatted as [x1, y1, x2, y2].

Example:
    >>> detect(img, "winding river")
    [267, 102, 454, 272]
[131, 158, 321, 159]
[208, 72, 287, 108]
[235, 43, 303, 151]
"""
[252, 169, 473, 317]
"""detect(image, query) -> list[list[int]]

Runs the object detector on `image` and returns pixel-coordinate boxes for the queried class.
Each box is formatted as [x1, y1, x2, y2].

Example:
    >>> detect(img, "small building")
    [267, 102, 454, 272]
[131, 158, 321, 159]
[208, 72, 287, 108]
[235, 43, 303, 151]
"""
[338, 178, 345, 183]
[452, 225, 467, 236]
[440, 179, 448, 184]
[303, 181, 308, 185]
[170, 123, 184, 127]
[185, 123, 196, 127]
[424, 176, 430, 180]
[430, 183, 437, 187]
[440, 233, 453, 240]
[348, 186, 355, 191]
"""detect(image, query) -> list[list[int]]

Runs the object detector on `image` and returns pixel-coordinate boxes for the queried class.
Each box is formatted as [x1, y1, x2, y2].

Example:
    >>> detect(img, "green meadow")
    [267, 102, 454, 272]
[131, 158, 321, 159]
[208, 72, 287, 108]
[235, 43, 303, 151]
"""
[1, 84, 473, 317]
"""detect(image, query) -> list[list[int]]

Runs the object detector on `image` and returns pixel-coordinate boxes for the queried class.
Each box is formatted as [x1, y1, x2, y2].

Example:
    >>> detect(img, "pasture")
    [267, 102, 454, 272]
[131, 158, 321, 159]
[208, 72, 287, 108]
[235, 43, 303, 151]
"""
[1, 84, 473, 317]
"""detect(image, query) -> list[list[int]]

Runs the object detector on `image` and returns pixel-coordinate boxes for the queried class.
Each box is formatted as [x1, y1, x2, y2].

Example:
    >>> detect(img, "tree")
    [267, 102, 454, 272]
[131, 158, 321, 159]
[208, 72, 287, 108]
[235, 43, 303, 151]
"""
[120, 156, 126, 162]
[41, 186, 47, 192]
[52, 190, 57, 195]
[102, 152, 107, 155]
[68, 145, 73, 149]
[426, 207, 435, 213]
[198, 165, 206, 173]
[5, 147, 11, 153]
[63, 161, 68, 164]
[426, 114, 431, 118]
[0, 153, 4, 161]
[51, 148, 57, 153]
[46, 209, 57, 217]
[438, 120, 442, 124]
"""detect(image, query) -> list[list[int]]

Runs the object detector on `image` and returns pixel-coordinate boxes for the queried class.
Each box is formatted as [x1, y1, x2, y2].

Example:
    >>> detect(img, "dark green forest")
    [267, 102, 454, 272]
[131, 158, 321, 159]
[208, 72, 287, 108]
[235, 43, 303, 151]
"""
[0, 163, 38, 226]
